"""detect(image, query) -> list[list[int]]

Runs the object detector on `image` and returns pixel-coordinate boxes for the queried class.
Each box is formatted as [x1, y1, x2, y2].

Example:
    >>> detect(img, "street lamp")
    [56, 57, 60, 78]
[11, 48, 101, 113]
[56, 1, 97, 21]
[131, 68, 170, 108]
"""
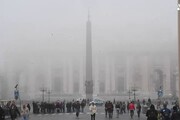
[40, 87, 47, 102]
[128, 90, 132, 100]
[131, 87, 138, 102]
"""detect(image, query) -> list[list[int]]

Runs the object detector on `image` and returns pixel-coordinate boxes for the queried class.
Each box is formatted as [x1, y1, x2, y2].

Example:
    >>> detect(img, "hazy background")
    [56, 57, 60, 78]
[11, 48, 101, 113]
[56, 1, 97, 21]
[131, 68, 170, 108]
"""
[0, 0, 178, 55]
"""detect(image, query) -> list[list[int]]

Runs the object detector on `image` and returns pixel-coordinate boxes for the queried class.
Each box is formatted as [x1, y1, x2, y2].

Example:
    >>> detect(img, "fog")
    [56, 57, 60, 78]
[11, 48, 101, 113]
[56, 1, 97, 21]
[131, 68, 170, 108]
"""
[0, 0, 178, 100]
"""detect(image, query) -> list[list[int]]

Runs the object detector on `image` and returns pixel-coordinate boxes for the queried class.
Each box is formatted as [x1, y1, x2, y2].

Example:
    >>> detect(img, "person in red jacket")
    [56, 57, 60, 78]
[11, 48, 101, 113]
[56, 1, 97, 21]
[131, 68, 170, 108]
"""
[129, 101, 135, 119]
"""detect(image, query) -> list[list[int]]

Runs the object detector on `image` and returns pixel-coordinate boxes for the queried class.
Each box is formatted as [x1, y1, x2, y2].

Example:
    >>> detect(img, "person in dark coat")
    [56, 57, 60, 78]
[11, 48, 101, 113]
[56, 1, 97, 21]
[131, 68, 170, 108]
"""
[160, 104, 171, 120]
[27, 103, 31, 112]
[9, 102, 20, 120]
[75, 101, 80, 118]
[0, 105, 5, 120]
[136, 103, 141, 118]
[105, 102, 108, 118]
[171, 106, 180, 120]
[107, 101, 114, 119]
[115, 102, 120, 118]
[146, 104, 158, 120]
[81, 100, 86, 112]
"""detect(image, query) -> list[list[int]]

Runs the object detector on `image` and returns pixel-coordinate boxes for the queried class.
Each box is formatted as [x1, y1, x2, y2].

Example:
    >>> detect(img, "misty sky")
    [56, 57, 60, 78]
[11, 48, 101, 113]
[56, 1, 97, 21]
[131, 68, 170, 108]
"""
[0, 0, 178, 57]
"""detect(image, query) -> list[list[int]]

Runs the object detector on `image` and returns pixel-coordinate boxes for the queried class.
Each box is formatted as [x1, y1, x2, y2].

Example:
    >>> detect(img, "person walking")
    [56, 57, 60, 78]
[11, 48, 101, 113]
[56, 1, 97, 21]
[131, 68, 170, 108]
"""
[21, 104, 29, 120]
[128, 101, 135, 119]
[89, 102, 97, 120]
[105, 101, 108, 118]
[127, 101, 130, 113]
[27, 104, 31, 112]
[81, 100, 86, 112]
[75, 101, 80, 118]
[146, 104, 158, 120]
[9, 101, 20, 120]
[136, 103, 141, 118]
[160, 104, 171, 120]
[107, 101, 114, 119]
[115, 102, 120, 118]
[122, 102, 126, 114]
[0, 105, 5, 120]
[171, 106, 180, 120]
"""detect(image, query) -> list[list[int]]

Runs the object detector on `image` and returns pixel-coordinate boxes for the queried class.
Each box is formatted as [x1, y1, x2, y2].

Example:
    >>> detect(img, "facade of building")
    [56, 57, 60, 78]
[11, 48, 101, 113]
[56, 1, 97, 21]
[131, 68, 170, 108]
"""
[0, 51, 178, 100]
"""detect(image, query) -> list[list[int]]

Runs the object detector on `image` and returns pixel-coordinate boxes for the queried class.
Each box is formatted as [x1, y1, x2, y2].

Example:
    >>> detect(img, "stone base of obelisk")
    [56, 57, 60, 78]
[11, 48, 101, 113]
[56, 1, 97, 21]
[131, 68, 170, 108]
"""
[86, 93, 93, 102]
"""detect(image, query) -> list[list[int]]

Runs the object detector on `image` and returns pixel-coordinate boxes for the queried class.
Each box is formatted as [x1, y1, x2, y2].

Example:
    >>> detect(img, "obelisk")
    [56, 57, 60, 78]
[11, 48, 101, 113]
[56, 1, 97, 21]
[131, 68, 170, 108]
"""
[85, 11, 93, 101]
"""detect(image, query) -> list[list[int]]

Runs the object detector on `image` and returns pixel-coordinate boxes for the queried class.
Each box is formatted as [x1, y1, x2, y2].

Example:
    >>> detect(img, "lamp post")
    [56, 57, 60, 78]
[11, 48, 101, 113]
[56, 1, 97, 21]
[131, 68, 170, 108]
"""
[128, 90, 132, 100]
[128, 90, 131, 100]
[178, 0, 180, 105]
[131, 88, 137, 102]
[40, 87, 47, 102]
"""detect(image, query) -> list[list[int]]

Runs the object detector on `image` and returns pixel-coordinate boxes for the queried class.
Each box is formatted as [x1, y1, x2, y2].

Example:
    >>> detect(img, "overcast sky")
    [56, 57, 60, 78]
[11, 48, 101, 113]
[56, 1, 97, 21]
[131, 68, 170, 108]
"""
[0, 0, 178, 56]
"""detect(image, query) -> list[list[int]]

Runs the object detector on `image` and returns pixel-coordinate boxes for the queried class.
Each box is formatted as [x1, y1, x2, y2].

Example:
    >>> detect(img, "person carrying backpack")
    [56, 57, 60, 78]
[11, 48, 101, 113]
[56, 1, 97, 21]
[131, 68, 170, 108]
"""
[146, 104, 158, 120]
[160, 104, 171, 120]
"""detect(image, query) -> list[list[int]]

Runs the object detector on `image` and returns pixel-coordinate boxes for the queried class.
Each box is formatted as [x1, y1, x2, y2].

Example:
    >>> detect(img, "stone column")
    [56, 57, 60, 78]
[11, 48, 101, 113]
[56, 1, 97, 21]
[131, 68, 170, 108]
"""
[105, 57, 110, 94]
[94, 56, 99, 95]
[68, 59, 73, 94]
[141, 56, 149, 94]
[163, 57, 171, 95]
[111, 58, 116, 93]
[63, 58, 68, 94]
[79, 57, 84, 96]
[126, 56, 133, 91]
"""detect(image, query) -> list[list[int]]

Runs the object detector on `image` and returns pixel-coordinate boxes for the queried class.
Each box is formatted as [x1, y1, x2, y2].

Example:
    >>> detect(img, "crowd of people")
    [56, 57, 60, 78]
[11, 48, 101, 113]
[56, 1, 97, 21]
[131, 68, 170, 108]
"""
[0, 100, 30, 120]
[103, 98, 180, 120]
[1, 98, 180, 120]
[32, 99, 86, 114]
[146, 103, 180, 120]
